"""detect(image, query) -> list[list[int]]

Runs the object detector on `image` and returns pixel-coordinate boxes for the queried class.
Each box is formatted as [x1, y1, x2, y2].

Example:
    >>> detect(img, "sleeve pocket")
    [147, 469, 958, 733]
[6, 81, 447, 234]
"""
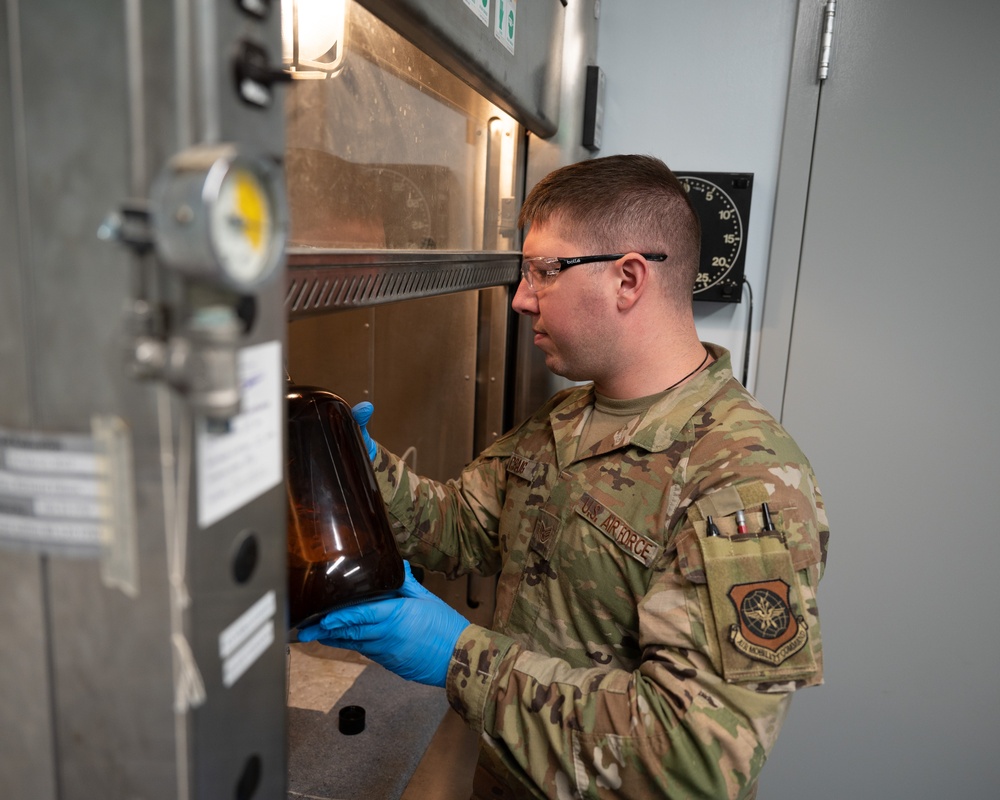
[677, 524, 819, 685]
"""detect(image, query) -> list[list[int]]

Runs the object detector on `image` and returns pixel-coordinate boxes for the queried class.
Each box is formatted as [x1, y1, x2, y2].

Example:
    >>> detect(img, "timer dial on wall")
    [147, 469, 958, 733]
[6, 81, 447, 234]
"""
[676, 172, 753, 303]
[367, 167, 434, 248]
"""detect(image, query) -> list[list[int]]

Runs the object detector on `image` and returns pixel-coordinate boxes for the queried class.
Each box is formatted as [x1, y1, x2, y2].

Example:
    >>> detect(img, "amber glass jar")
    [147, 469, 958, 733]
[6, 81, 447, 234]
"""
[285, 383, 404, 632]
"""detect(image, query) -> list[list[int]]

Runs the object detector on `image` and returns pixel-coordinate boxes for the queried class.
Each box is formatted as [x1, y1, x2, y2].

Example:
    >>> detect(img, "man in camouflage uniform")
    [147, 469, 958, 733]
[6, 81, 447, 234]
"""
[300, 155, 828, 799]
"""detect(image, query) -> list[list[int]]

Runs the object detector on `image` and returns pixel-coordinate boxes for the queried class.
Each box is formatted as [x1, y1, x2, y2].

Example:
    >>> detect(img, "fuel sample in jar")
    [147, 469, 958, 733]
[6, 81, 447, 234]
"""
[285, 382, 404, 633]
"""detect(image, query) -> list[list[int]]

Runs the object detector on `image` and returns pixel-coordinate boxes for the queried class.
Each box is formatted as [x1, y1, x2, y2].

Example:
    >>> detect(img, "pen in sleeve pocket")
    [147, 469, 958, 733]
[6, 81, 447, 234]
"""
[735, 509, 748, 535]
[761, 502, 776, 532]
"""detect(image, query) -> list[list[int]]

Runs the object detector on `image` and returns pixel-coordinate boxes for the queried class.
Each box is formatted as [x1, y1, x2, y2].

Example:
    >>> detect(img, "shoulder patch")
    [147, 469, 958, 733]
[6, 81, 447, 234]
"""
[727, 579, 808, 666]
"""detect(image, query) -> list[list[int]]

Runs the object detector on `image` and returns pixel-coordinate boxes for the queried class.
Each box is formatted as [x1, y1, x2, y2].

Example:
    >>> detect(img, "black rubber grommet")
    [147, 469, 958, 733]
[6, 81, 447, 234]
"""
[339, 705, 365, 735]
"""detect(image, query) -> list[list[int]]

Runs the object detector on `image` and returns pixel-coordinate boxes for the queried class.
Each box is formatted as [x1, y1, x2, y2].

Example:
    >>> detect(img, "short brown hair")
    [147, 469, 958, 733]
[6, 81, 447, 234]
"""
[518, 155, 701, 305]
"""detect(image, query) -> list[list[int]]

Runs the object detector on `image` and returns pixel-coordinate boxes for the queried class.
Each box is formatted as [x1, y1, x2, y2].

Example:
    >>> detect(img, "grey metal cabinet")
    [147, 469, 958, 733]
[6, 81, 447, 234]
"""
[759, 1, 1000, 797]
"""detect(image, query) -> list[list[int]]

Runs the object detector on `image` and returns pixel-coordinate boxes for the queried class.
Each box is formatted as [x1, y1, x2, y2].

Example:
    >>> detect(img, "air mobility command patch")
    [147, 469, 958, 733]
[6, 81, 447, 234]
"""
[727, 578, 808, 666]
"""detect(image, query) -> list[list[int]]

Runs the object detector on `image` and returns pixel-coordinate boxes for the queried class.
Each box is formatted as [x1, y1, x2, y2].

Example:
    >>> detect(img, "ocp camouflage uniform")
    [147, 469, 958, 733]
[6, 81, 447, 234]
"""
[373, 344, 828, 799]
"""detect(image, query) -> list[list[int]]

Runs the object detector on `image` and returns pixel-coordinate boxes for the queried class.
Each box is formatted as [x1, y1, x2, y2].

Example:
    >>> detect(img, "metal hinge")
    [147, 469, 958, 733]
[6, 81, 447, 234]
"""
[818, 0, 837, 81]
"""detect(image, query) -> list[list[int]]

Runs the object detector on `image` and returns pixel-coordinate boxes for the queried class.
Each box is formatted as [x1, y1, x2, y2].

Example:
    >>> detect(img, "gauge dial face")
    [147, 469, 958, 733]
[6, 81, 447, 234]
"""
[367, 167, 434, 248]
[678, 174, 751, 302]
[211, 166, 276, 285]
[152, 145, 287, 290]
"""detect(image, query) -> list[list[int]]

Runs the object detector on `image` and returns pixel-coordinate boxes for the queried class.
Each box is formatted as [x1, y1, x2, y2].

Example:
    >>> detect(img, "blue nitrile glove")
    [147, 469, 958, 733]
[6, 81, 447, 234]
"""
[351, 401, 377, 462]
[297, 562, 469, 688]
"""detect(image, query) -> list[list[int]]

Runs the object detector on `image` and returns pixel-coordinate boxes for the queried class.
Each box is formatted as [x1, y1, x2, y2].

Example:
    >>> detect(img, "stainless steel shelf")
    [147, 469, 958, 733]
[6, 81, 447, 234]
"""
[285, 250, 520, 319]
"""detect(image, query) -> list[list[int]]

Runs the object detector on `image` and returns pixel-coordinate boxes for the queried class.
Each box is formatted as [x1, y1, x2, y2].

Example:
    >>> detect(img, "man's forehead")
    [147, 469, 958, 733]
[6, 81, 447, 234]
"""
[522, 215, 584, 251]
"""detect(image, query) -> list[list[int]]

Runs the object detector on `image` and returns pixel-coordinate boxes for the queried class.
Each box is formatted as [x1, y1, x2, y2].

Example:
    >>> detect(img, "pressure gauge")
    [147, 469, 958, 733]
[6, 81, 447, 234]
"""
[151, 144, 287, 291]
[676, 172, 753, 304]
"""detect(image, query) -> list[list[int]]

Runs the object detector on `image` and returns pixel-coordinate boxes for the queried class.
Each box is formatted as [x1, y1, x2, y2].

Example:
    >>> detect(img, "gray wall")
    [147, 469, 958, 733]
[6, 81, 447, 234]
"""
[596, 0, 799, 393]
[759, 0, 1000, 797]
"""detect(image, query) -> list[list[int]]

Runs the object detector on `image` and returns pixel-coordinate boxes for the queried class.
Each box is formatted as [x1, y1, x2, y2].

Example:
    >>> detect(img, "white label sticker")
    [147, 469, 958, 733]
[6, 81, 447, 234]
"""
[0, 470, 101, 498]
[220, 590, 277, 688]
[494, 0, 516, 54]
[222, 619, 275, 688]
[197, 340, 283, 529]
[0, 428, 105, 553]
[0, 514, 102, 546]
[463, 0, 490, 25]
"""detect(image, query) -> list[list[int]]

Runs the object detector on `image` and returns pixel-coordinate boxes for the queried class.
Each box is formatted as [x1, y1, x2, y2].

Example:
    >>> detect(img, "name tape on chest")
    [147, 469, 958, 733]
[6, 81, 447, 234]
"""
[506, 454, 540, 482]
[575, 493, 660, 568]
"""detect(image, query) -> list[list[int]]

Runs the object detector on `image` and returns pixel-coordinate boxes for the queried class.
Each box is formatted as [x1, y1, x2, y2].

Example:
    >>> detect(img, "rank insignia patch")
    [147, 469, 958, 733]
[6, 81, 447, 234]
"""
[727, 579, 808, 665]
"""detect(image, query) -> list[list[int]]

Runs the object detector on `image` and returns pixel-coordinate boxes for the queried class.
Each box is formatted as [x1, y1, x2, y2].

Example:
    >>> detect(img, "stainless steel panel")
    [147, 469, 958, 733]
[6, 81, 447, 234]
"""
[287, 306, 376, 399]
[373, 293, 479, 480]
[356, 0, 564, 137]
[474, 286, 511, 452]
[0, 1, 30, 427]
[1, 1, 288, 797]
[288, 291, 479, 482]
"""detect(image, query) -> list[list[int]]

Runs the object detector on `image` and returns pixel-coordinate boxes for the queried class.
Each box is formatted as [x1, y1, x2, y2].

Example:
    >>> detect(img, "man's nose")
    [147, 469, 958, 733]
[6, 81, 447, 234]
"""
[510, 277, 537, 316]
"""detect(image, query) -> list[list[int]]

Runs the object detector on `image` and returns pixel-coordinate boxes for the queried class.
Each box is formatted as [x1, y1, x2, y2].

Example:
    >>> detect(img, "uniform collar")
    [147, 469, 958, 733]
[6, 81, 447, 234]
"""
[549, 343, 733, 468]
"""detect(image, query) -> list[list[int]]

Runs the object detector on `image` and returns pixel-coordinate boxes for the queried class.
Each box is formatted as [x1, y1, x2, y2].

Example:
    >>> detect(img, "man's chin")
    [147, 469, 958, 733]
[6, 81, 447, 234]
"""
[542, 355, 581, 382]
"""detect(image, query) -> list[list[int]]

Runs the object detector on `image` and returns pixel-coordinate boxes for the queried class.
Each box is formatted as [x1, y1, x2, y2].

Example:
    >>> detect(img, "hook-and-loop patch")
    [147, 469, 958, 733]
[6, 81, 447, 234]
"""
[698, 532, 817, 682]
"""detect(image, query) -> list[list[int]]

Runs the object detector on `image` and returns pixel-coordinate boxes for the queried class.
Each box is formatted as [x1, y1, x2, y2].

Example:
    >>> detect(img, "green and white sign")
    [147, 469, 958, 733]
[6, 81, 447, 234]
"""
[495, 0, 516, 54]
[463, 0, 489, 26]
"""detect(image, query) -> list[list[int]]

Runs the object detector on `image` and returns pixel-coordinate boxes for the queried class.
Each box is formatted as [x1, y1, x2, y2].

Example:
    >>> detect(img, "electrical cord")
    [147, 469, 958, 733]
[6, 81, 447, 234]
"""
[741, 277, 754, 388]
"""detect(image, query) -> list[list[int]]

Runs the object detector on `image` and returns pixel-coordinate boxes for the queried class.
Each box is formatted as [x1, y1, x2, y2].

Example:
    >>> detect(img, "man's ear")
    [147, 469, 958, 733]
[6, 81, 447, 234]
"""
[615, 253, 651, 310]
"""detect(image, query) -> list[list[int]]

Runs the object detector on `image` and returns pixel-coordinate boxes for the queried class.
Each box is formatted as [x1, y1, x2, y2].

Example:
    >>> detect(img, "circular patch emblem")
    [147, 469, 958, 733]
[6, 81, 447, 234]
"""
[738, 587, 790, 640]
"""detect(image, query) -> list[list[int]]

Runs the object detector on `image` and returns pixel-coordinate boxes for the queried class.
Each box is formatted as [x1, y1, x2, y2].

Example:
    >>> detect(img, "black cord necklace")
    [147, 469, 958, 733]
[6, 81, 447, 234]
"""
[664, 349, 710, 392]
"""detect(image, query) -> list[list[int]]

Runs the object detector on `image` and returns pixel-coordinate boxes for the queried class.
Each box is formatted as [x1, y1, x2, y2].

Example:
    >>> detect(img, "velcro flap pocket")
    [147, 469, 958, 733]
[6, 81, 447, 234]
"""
[698, 534, 818, 684]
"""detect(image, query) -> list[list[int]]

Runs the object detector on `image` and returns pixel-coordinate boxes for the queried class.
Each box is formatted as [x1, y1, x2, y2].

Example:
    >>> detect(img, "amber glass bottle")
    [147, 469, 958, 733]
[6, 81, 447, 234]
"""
[285, 383, 404, 632]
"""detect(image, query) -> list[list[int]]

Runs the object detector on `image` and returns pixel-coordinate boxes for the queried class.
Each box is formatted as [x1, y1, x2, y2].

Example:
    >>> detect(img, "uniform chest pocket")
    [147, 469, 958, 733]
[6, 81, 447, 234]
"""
[677, 520, 819, 685]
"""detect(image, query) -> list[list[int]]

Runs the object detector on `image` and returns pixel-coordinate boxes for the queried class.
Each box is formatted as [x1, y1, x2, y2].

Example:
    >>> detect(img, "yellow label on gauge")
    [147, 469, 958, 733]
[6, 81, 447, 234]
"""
[234, 169, 269, 252]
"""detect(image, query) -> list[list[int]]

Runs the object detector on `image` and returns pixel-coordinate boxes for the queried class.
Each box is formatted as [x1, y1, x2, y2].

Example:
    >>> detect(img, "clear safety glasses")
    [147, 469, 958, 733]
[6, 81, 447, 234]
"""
[519, 252, 667, 291]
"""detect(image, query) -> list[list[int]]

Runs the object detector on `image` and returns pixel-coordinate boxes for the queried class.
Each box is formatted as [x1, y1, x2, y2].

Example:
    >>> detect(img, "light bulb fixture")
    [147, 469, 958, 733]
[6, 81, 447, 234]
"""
[281, 0, 349, 79]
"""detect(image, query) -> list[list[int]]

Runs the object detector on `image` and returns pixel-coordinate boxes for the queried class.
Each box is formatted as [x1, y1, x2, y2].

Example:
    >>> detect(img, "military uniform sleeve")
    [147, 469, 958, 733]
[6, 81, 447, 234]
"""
[370, 440, 510, 578]
[367, 392, 568, 578]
